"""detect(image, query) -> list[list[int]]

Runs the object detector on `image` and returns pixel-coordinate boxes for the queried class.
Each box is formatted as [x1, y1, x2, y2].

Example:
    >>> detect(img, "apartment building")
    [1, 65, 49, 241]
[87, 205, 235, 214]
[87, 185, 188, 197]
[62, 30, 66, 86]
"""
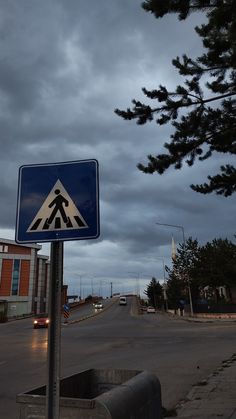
[0, 238, 50, 318]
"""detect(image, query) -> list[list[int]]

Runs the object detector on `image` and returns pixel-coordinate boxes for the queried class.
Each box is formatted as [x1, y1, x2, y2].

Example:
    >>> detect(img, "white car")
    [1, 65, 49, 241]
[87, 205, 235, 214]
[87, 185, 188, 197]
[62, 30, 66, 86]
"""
[147, 306, 156, 313]
[119, 296, 127, 305]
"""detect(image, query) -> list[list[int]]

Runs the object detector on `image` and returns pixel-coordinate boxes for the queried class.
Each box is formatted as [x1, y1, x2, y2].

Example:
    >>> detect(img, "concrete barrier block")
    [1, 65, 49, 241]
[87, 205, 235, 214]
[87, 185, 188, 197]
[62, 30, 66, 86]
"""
[97, 370, 162, 419]
[17, 369, 162, 419]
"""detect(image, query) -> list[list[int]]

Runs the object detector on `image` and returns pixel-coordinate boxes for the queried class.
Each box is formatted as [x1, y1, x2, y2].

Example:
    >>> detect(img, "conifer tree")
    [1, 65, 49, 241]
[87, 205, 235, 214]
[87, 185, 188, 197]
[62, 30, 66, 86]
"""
[166, 237, 200, 304]
[115, 0, 236, 196]
[144, 277, 163, 307]
[196, 238, 236, 301]
[166, 236, 236, 304]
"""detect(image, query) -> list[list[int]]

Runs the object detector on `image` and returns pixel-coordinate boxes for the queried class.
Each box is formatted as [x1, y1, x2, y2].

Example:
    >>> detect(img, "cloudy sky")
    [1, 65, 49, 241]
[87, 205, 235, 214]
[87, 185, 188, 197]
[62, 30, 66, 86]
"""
[1, 1, 235, 298]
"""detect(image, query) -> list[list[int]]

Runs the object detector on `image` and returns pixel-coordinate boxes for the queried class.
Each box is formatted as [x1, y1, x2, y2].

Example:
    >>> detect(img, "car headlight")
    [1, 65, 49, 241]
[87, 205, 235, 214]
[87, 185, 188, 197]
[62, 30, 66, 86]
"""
[34, 320, 38, 324]
[46, 319, 50, 324]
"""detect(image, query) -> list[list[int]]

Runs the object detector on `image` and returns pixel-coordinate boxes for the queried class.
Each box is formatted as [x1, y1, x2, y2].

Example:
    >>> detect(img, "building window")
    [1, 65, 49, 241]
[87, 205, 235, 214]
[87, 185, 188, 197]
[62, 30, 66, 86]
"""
[0, 245, 8, 253]
[11, 260, 20, 295]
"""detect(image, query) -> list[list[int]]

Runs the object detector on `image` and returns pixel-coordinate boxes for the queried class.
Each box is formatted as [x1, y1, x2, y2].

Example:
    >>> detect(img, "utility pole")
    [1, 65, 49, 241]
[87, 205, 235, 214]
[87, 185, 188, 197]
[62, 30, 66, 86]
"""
[79, 275, 82, 300]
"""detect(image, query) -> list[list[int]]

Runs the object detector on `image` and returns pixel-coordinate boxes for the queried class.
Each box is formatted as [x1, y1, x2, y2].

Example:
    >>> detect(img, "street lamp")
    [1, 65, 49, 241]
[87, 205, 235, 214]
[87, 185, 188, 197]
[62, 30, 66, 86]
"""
[156, 222, 186, 243]
[156, 257, 168, 311]
[156, 257, 166, 282]
[155, 222, 194, 316]
[72, 273, 84, 300]
[127, 272, 140, 297]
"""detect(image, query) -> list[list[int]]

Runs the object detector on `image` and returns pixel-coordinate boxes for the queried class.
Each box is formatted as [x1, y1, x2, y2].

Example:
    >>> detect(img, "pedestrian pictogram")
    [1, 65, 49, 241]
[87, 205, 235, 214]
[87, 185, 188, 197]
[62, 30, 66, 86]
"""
[15, 159, 100, 243]
[27, 179, 88, 232]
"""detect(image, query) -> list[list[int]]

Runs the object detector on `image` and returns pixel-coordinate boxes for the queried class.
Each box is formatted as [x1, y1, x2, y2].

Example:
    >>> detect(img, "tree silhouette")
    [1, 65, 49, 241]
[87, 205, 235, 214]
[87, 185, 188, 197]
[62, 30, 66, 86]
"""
[115, 0, 236, 196]
[144, 277, 163, 308]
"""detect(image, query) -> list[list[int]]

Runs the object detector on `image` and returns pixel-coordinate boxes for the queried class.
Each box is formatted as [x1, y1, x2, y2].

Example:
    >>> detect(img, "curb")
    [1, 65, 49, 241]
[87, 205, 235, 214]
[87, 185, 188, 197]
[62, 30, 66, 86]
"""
[66, 298, 118, 325]
[168, 353, 236, 419]
[185, 316, 236, 323]
[130, 297, 140, 317]
[165, 311, 236, 323]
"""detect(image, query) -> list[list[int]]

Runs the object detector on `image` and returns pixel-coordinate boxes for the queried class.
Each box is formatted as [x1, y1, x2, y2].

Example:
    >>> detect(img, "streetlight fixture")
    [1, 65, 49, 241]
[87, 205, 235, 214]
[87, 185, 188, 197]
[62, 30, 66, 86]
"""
[156, 222, 186, 243]
[155, 222, 194, 316]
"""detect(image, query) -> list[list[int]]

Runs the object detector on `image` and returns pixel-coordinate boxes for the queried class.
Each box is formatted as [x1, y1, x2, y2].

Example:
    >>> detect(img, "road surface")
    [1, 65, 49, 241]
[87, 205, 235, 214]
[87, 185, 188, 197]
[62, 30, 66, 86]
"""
[0, 296, 236, 418]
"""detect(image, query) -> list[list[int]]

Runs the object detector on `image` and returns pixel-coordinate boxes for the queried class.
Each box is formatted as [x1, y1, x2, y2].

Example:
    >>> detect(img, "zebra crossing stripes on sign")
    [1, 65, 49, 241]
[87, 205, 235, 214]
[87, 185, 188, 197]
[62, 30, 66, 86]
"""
[27, 179, 88, 232]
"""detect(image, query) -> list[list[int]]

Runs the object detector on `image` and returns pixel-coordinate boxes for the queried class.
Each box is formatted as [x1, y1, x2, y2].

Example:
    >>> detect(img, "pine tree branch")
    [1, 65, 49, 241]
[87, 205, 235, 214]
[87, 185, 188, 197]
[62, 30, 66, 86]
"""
[115, 91, 236, 123]
[115, 0, 236, 195]
[198, 92, 236, 104]
[142, 0, 221, 20]
[191, 165, 236, 196]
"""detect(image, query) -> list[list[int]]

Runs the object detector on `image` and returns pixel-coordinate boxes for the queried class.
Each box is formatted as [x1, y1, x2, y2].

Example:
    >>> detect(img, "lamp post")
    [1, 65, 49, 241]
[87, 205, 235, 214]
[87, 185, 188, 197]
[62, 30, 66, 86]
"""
[156, 257, 168, 311]
[78, 275, 83, 300]
[128, 272, 141, 297]
[73, 273, 84, 300]
[156, 257, 166, 282]
[155, 222, 193, 316]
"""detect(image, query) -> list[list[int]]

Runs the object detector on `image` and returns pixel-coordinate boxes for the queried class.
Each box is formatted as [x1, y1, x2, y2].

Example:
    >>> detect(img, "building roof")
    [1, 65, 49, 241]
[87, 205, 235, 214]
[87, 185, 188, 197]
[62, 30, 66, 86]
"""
[37, 254, 49, 261]
[0, 238, 41, 250]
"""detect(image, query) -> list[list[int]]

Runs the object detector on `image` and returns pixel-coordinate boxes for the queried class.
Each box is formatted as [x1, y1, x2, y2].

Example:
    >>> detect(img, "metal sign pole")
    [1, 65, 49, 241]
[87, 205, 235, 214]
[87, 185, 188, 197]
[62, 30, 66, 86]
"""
[46, 241, 63, 419]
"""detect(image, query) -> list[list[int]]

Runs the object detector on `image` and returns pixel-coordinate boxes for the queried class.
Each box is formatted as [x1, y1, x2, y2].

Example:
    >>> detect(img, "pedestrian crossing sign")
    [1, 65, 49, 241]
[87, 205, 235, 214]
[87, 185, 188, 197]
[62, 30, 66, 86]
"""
[15, 160, 100, 243]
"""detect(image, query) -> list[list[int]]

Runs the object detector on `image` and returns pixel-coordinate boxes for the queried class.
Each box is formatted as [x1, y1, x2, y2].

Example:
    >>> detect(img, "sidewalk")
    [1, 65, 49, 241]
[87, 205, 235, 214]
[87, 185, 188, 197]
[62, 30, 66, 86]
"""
[165, 353, 236, 419]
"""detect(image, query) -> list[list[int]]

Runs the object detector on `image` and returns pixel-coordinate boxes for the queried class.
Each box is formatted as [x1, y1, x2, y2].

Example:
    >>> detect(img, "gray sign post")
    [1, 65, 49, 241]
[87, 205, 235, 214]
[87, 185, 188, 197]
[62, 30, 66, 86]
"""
[46, 241, 63, 419]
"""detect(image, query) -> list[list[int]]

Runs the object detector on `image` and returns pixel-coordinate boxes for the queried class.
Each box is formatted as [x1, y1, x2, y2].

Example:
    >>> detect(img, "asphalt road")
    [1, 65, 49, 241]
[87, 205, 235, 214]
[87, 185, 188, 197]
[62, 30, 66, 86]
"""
[1, 296, 236, 418]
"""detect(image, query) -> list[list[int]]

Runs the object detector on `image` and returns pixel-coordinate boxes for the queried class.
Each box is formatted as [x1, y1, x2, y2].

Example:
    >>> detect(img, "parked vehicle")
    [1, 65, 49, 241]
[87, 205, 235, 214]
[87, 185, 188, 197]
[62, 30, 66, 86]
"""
[147, 306, 156, 314]
[119, 296, 127, 306]
[33, 314, 49, 328]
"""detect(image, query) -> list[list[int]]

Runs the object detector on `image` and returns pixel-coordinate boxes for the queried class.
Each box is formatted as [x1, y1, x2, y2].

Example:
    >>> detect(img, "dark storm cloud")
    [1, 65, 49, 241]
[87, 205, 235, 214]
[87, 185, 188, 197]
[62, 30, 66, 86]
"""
[0, 1, 235, 295]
